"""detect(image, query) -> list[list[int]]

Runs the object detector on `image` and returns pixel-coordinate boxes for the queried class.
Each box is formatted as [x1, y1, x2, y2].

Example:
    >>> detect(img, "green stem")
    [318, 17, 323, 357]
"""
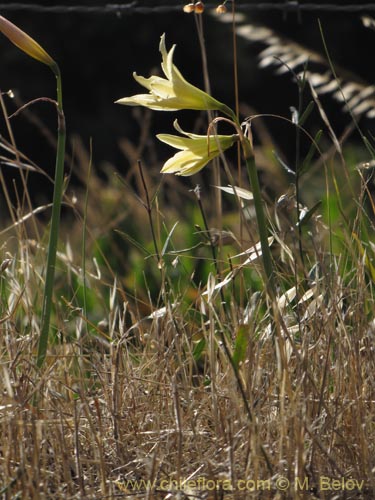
[244, 145, 275, 298]
[295, 83, 305, 266]
[37, 64, 66, 368]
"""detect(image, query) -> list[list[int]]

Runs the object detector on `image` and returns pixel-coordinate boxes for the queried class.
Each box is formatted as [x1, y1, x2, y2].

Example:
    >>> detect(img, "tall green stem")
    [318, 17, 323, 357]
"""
[37, 64, 66, 368]
[243, 142, 275, 299]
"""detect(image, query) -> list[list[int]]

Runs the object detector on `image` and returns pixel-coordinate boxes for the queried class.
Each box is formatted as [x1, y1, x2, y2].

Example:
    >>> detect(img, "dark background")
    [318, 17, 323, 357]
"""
[1, 0, 375, 205]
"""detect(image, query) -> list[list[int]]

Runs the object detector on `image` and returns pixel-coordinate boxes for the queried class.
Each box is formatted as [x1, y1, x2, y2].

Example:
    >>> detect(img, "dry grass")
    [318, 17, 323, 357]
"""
[1, 150, 375, 499]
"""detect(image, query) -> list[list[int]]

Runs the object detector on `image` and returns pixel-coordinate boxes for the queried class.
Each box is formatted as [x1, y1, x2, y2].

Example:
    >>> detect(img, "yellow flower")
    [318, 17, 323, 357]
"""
[157, 120, 238, 176]
[0, 15, 56, 68]
[116, 34, 232, 115]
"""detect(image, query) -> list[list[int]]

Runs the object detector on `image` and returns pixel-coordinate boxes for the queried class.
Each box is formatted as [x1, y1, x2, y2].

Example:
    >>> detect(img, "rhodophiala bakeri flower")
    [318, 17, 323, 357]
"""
[117, 32, 275, 295]
[116, 34, 232, 116]
[157, 120, 238, 176]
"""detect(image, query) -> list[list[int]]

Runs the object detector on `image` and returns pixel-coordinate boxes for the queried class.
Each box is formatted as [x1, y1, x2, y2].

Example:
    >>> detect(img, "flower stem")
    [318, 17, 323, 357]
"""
[37, 64, 66, 368]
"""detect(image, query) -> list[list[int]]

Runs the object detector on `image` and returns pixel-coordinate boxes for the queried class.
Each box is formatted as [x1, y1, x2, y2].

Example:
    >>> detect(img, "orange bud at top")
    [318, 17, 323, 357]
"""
[194, 2, 205, 14]
[216, 4, 228, 14]
[183, 3, 195, 13]
[0, 15, 55, 68]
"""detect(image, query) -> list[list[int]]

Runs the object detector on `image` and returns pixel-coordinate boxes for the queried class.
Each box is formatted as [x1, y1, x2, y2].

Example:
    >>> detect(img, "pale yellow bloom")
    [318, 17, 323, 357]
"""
[116, 34, 231, 115]
[0, 15, 55, 68]
[157, 120, 238, 176]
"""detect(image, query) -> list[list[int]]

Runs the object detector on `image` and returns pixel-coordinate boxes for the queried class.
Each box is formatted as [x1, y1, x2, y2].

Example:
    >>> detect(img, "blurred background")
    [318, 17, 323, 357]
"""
[1, 0, 375, 207]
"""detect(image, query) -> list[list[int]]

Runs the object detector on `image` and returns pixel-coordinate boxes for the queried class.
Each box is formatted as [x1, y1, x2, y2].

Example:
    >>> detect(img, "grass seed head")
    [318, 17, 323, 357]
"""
[194, 2, 205, 14]
[183, 3, 196, 13]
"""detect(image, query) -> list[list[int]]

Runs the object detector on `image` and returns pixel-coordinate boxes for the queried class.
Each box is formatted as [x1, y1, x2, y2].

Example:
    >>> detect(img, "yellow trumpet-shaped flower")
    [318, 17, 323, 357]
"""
[0, 15, 56, 68]
[116, 34, 232, 115]
[157, 120, 238, 176]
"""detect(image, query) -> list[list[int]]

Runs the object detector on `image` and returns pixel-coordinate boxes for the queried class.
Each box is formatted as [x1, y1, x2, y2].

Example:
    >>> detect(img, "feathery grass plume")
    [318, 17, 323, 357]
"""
[157, 120, 238, 176]
[116, 34, 233, 117]
[223, 15, 375, 120]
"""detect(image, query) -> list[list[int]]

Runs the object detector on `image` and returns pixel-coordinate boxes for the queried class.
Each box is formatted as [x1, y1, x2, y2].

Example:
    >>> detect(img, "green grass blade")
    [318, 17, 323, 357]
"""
[37, 67, 65, 368]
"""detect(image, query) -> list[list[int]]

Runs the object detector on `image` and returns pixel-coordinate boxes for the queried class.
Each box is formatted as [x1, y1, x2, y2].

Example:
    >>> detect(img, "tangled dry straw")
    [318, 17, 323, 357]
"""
[1, 228, 374, 498]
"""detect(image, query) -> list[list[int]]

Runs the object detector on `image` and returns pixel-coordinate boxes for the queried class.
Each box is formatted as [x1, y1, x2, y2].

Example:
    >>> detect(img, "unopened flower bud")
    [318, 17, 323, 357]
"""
[194, 2, 205, 14]
[0, 15, 55, 68]
[183, 3, 195, 13]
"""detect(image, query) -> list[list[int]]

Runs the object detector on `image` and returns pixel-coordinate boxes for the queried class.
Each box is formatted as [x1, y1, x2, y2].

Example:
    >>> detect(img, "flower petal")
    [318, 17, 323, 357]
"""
[116, 95, 183, 111]
[158, 134, 217, 155]
[160, 33, 175, 80]
[161, 150, 211, 176]
[172, 119, 205, 140]
[157, 134, 191, 150]
[116, 94, 161, 107]
[117, 33, 232, 114]
[149, 79, 177, 99]
[132, 72, 154, 91]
